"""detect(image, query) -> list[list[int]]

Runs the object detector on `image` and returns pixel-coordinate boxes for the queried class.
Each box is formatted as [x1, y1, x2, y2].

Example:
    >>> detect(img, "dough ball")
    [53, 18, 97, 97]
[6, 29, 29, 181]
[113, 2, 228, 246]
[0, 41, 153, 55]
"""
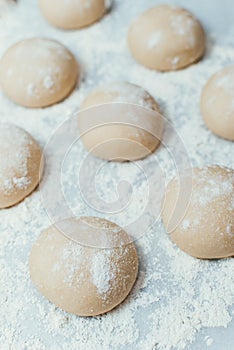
[0, 123, 43, 209]
[0, 38, 78, 107]
[201, 66, 234, 141]
[79, 82, 163, 161]
[162, 165, 234, 259]
[39, 0, 111, 29]
[29, 217, 138, 316]
[128, 5, 205, 71]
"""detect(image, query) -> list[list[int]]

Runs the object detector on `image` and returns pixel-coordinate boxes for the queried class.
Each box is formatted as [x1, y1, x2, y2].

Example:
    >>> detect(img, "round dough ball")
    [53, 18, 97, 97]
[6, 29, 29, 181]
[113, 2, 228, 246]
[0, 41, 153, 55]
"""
[39, 0, 111, 29]
[29, 217, 138, 316]
[79, 82, 163, 161]
[0, 38, 78, 107]
[0, 123, 43, 209]
[162, 165, 234, 259]
[201, 66, 234, 141]
[128, 5, 205, 71]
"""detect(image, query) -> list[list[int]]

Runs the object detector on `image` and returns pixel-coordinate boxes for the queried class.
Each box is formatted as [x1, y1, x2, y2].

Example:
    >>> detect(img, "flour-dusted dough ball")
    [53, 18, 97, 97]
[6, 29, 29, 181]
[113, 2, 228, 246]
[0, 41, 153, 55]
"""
[201, 66, 234, 141]
[128, 5, 205, 71]
[0, 38, 78, 107]
[162, 165, 234, 259]
[29, 217, 138, 316]
[0, 123, 43, 209]
[79, 82, 163, 161]
[39, 0, 111, 29]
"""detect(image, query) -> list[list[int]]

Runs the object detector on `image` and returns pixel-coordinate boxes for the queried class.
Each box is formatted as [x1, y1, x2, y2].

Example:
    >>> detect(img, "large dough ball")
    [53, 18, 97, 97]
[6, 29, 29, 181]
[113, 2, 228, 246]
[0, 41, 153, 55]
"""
[0, 38, 78, 107]
[79, 82, 163, 161]
[201, 66, 234, 141]
[128, 5, 205, 71]
[0, 123, 43, 209]
[29, 217, 138, 316]
[162, 165, 234, 259]
[39, 0, 111, 29]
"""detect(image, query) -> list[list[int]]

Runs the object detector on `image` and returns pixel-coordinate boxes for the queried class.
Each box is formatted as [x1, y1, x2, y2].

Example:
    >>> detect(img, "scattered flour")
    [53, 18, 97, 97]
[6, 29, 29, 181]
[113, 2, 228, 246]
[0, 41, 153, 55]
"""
[27, 83, 36, 97]
[170, 13, 196, 47]
[148, 31, 163, 49]
[193, 166, 233, 207]
[215, 68, 234, 92]
[171, 56, 180, 67]
[205, 336, 214, 347]
[0, 123, 32, 194]
[182, 219, 190, 230]
[101, 82, 158, 110]
[90, 250, 115, 296]
[43, 76, 54, 90]
[0, 1, 233, 350]
[171, 14, 195, 36]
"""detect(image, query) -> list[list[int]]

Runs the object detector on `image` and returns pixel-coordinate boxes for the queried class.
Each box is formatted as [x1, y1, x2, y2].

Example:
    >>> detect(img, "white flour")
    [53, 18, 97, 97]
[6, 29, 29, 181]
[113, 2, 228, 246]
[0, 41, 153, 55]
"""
[0, 1, 234, 350]
[148, 31, 163, 49]
[90, 250, 114, 296]
[0, 124, 32, 194]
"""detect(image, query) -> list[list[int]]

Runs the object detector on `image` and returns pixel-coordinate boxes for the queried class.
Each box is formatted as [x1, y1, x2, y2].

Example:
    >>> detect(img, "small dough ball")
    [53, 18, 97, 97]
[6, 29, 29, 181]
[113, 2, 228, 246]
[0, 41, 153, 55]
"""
[128, 5, 205, 71]
[29, 217, 138, 316]
[39, 0, 111, 29]
[79, 82, 163, 161]
[0, 38, 78, 107]
[162, 165, 234, 259]
[201, 66, 234, 141]
[0, 123, 43, 209]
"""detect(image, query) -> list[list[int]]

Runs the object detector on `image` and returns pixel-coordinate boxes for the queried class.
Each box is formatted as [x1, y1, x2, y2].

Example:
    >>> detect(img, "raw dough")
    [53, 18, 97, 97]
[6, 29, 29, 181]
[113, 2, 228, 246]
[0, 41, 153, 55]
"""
[0, 38, 78, 107]
[162, 165, 234, 259]
[79, 82, 163, 161]
[128, 4, 206, 71]
[201, 65, 234, 141]
[0, 123, 43, 209]
[39, 0, 111, 29]
[29, 217, 138, 316]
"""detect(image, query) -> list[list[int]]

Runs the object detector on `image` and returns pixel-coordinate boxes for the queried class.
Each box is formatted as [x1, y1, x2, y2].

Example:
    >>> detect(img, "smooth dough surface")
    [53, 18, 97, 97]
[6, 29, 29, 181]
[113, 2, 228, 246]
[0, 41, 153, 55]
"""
[39, 0, 111, 29]
[162, 165, 234, 259]
[29, 217, 138, 316]
[79, 82, 163, 161]
[0, 123, 43, 209]
[0, 38, 78, 107]
[128, 4, 205, 71]
[201, 65, 234, 141]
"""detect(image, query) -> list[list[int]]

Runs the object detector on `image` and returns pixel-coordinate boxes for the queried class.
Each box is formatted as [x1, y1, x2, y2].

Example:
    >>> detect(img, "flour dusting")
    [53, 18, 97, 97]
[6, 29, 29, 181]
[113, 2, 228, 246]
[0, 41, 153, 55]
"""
[91, 250, 115, 296]
[148, 31, 163, 49]
[0, 1, 234, 350]
[0, 124, 32, 194]
[101, 82, 158, 110]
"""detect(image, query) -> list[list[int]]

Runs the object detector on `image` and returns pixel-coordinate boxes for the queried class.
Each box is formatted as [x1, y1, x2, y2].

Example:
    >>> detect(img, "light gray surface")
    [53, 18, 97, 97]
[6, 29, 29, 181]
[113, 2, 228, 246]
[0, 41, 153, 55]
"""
[155, 0, 234, 40]
[0, 1, 233, 350]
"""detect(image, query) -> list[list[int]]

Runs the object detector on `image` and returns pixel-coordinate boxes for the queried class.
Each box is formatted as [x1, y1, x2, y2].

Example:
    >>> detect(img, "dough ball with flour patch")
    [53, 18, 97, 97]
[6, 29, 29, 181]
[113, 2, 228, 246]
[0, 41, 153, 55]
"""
[39, 0, 112, 29]
[0, 38, 78, 107]
[0, 123, 43, 209]
[201, 66, 234, 141]
[162, 165, 234, 259]
[29, 217, 138, 316]
[79, 82, 163, 161]
[128, 5, 205, 71]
